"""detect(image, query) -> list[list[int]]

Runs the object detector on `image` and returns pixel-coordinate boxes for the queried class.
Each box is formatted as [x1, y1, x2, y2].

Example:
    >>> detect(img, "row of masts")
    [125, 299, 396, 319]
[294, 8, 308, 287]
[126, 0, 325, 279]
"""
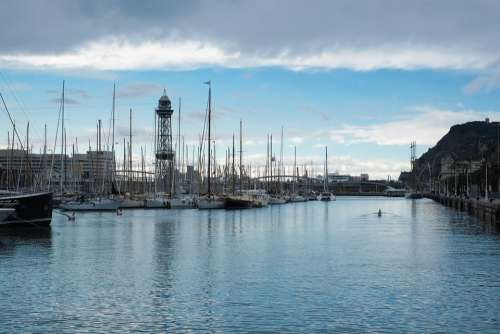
[1, 81, 333, 197]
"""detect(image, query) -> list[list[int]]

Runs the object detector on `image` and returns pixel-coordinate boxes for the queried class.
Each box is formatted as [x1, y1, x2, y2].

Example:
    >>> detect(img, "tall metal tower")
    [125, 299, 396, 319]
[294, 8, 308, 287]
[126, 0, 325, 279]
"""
[410, 141, 416, 172]
[155, 89, 175, 195]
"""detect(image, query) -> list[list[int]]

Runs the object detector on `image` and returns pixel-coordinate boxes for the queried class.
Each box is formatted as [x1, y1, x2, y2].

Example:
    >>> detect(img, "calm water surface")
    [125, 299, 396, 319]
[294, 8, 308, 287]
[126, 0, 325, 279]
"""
[1, 197, 500, 333]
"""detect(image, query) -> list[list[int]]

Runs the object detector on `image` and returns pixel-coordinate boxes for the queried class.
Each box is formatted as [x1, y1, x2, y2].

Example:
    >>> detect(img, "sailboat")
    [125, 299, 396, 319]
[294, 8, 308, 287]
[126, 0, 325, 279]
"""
[318, 146, 336, 201]
[0, 92, 53, 226]
[168, 98, 196, 209]
[60, 196, 120, 211]
[59, 84, 122, 211]
[269, 128, 288, 204]
[289, 146, 307, 202]
[197, 81, 225, 209]
[224, 120, 255, 209]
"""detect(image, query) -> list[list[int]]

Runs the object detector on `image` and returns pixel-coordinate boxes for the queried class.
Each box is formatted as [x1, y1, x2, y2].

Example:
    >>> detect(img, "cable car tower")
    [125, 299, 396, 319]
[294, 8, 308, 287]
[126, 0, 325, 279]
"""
[155, 89, 175, 195]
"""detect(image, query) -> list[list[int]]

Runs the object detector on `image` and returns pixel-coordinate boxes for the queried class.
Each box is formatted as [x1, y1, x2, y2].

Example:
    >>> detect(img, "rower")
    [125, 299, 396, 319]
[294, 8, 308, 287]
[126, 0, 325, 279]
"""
[377, 209, 382, 217]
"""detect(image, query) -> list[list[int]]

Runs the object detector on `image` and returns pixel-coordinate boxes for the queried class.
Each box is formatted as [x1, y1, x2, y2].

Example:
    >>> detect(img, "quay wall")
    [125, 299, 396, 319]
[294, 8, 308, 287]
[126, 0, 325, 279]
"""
[425, 193, 500, 228]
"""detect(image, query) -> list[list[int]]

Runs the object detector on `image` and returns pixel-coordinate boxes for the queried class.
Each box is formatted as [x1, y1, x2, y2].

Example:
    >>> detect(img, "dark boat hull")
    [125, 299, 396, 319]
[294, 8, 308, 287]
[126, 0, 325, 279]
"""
[0, 192, 53, 226]
[225, 197, 254, 210]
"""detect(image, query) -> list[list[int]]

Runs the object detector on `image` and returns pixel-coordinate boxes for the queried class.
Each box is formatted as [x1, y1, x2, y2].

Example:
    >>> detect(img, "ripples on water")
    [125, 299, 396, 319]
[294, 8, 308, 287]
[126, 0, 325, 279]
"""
[1, 197, 499, 333]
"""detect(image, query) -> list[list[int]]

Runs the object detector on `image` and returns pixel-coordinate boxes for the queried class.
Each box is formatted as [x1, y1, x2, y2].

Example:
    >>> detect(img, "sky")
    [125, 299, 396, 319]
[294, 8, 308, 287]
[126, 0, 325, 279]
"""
[1, 0, 500, 179]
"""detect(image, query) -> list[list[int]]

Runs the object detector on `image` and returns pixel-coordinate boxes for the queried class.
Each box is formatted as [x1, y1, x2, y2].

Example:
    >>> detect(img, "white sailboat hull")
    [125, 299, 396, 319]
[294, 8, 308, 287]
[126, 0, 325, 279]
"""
[269, 196, 287, 205]
[318, 193, 336, 201]
[120, 198, 145, 209]
[60, 198, 121, 211]
[144, 197, 169, 209]
[289, 195, 307, 202]
[170, 196, 195, 209]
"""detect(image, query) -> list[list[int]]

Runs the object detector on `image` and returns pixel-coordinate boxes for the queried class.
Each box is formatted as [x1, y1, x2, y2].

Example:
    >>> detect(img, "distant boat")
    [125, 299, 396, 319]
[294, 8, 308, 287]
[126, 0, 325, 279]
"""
[242, 189, 269, 207]
[60, 197, 121, 211]
[0, 192, 53, 226]
[268, 195, 288, 205]
[289, 194, 307, 202]
[170, 196, 195, 209]
[405, 192, 423, 199]
[307, 193, 318, 201]
[225, 194, 254, 209]
[383, 187, 406, 197]
[318, 192, 336, 201]
[119, 197, 145, 209]
[197, 195, 225, 209]
[144, 196, 169, 209]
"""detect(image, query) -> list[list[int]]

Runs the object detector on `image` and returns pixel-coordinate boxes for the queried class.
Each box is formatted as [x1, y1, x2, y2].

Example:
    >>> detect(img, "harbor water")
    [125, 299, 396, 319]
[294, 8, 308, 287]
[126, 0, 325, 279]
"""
[1, 197, 499, 332]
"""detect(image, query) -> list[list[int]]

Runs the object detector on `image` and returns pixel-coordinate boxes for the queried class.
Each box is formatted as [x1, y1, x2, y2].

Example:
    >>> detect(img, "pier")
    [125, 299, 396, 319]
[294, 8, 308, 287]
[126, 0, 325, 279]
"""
[426, 193, 500, 229]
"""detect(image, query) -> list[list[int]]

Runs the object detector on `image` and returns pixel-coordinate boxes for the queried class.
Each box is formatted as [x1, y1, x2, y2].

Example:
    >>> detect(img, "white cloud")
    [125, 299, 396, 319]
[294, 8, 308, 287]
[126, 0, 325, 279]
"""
[464, 72, 500, 95]
[0, 38, 495, 72]
[327, 106, 499, 146]
[290, 136, 304, 144]
[0, 39, 240, 71]
[232, 153, 408, 179]
[117, 82, 164, 98]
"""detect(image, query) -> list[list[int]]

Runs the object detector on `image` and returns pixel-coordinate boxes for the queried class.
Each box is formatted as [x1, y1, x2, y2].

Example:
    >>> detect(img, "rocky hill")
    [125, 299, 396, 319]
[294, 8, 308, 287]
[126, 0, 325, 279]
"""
[416, 120, 499, 177]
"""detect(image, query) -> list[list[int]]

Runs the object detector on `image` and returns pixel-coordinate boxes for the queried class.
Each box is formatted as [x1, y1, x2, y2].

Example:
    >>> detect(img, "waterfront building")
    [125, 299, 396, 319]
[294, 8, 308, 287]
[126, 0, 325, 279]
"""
[0, 149, 113, 192]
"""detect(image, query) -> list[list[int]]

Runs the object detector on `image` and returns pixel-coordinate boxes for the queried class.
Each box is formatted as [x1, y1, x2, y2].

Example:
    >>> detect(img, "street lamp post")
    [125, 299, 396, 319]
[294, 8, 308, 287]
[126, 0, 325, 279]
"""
[454, 165, 458, 196]
[485, 160, 489, 201]
[466, 165, 470, 197]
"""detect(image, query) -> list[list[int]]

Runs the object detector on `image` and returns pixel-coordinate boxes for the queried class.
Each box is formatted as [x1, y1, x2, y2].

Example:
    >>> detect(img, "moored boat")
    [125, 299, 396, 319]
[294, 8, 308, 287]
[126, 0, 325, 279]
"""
[142, 195, 169, 208]
[268, 195, 288, 205]
[289, 194, 307, 202]
[225, 195, 254, 209]
[119, 197, 145, 209]
[197, 195, 225, 209]
[242, 189, 269, 207]
[60, 197, 121, 211]
[170, 196, 195, 209]
[405, 192, 423, 199]
[0, 192, 53, 226]
[318, 192, 336, 201]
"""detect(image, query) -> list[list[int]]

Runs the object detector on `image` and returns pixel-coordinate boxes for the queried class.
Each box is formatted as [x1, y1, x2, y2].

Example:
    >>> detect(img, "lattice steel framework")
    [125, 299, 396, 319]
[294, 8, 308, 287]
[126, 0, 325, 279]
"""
[155, 89, 174, 194]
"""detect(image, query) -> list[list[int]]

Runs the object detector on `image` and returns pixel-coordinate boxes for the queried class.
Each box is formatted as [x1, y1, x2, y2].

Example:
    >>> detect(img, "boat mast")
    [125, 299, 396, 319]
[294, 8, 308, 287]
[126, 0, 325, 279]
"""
[293, 146, 297, 194]
[232, 133, 235, 194]
[177, 97, 181, 190]
[129, 108, 132, 193]
[324, 146, 328, 192]
[270, 134, 273, 193]
[280, 126, 284, 193]
[266, 134, 269, 192]
[43, 123, 47, 188]
[26, 122, 30, 190]
[60, 80, 65, 195]
[111, 83, 116, 185]
[239, 119, 243, 192]
[123, 137, 126, 193]
[206, 81, 212, 196]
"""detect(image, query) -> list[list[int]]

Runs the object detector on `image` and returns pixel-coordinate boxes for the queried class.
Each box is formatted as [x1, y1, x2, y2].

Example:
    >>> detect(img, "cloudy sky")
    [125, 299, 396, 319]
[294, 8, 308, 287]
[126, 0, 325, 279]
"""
[1, 0, 500, 178]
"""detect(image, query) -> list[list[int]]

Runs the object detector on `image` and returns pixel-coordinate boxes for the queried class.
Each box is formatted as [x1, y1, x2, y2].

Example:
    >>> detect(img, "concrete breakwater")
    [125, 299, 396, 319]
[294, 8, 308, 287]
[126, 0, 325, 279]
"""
[426, 193, 500, 229]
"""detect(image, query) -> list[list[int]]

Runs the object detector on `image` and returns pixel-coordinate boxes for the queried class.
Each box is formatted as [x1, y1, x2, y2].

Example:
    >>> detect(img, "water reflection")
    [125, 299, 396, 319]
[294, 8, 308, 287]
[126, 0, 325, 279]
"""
[1, 198, 500, 332]
[0, 226, 52, 253]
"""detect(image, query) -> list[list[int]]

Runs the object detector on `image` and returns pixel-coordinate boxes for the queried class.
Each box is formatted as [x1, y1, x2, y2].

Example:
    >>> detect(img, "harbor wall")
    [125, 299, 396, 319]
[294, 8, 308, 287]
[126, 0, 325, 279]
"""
[426, 193, 500, 229]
